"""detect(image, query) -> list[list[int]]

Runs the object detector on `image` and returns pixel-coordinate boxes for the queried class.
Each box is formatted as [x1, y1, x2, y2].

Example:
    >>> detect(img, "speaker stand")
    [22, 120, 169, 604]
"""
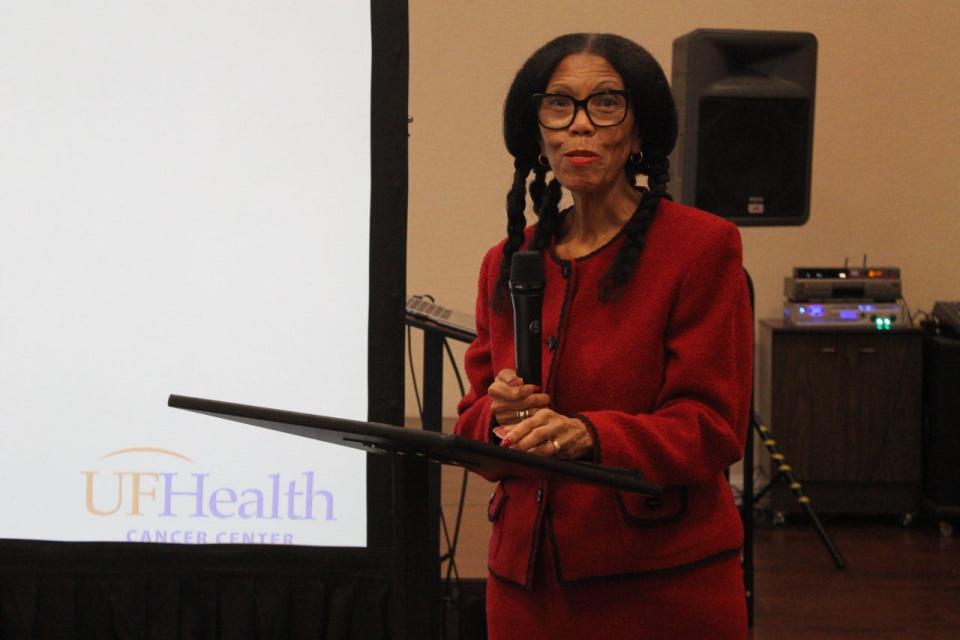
[751, 417, 847, 570]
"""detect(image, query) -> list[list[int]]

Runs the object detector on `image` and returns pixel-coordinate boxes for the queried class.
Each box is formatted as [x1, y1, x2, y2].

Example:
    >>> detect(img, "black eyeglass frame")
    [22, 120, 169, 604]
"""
[531, 89, 632, 130]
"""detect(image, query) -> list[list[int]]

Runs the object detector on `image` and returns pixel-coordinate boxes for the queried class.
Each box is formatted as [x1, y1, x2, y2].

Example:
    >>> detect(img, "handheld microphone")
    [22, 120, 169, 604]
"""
[509, 251, 545, 386]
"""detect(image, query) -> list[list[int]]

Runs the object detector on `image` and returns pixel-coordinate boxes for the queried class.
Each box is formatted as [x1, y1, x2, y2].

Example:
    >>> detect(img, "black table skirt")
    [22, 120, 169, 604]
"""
[0, 541, 392, 639]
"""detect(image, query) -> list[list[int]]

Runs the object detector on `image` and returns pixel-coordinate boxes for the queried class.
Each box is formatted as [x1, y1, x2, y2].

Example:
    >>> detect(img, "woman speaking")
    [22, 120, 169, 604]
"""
[454, 33, 753, 639]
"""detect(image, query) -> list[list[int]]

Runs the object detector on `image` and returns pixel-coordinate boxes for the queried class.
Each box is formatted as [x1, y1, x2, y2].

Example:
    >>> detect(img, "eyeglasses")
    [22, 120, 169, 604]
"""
[532, 90, 631, 130]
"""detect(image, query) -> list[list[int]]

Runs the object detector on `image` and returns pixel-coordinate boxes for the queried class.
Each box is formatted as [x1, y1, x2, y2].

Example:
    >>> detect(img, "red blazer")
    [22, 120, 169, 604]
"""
[455, 199, 753, 587]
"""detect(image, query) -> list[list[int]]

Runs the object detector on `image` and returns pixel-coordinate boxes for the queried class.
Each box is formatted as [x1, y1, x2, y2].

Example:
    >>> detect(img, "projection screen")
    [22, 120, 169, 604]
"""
[0, 2, 373, 547]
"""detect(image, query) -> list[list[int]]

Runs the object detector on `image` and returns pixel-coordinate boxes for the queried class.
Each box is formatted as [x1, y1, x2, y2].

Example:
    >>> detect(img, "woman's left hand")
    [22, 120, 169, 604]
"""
[501, 408, 594, 460]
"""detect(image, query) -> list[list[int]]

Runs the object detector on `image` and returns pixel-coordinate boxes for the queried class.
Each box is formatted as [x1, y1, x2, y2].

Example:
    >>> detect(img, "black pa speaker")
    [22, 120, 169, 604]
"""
[671, 29, 817, 226]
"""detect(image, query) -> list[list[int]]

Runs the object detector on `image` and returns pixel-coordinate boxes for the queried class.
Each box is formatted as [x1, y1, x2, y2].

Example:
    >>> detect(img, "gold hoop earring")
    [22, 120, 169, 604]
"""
[538, 153, 550, 168]
[629, 151, 644, 166]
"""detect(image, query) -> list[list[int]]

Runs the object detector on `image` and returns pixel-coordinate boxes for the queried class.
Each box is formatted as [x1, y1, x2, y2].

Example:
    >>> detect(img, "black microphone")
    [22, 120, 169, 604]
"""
[509, 251, 545, 386]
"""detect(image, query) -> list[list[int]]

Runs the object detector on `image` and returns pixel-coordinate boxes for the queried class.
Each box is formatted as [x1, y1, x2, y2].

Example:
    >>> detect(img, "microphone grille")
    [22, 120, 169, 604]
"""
[509, 250, 545, 286]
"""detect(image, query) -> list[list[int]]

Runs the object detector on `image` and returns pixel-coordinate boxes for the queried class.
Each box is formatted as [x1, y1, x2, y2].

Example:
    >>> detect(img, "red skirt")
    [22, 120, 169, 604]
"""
[485, 532, 746, 640]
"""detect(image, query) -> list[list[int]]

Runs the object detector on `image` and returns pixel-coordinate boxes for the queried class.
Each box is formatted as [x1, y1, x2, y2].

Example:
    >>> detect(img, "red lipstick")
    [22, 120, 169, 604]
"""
[564, 150, 599, 165]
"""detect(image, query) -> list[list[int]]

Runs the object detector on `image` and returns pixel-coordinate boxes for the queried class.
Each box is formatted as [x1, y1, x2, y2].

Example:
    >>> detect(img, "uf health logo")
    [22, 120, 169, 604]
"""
[82, 447, 337, 544]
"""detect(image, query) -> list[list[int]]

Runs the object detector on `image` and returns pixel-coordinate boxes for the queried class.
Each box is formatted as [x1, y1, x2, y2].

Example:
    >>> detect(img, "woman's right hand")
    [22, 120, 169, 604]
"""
[489, 368, 551, 428]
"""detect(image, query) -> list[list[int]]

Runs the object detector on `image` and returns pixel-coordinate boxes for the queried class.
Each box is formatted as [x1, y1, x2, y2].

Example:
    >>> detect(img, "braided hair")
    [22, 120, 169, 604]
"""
[495, 33, 678, 308]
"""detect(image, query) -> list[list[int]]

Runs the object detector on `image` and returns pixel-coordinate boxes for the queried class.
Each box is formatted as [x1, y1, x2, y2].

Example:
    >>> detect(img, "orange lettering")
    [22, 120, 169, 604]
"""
[83, 471, 124, 516]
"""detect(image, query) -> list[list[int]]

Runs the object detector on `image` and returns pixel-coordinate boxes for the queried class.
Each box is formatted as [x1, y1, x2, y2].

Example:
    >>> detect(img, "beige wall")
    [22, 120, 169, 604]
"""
[406, 0, 960, 419]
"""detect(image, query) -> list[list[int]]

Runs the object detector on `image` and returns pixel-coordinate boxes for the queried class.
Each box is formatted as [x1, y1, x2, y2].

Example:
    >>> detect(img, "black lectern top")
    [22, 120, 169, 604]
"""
[168, 394, 660, 495]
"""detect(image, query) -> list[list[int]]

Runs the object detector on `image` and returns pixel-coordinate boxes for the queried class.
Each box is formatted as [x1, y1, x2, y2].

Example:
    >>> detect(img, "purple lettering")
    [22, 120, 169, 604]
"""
[303, 471, 335, 521]
[160, 473, 208, 517]
[269, 474, 281, 519]
[209, 487, 237, 518]
[285, 479, 305, 520]
[238, 489, 265, 518]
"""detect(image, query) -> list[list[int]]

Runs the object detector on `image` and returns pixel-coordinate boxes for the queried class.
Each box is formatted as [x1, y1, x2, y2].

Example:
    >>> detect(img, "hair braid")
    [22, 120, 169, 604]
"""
[531, 177, 563, 252]
[529, 167, 547, 213]
[494, 160, 533, 311]
[599, 156, 671, 302]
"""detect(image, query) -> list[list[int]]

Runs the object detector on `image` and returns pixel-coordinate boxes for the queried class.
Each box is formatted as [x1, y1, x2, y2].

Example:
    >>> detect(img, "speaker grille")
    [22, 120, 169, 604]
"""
[695, 96, 810, 224]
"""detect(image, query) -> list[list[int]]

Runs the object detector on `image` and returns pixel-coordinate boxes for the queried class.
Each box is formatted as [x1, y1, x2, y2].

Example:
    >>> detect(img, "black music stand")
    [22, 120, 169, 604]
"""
[168, 395, 660, 493]
[404, 311, 475, 601]
[167, 394, 661, 637]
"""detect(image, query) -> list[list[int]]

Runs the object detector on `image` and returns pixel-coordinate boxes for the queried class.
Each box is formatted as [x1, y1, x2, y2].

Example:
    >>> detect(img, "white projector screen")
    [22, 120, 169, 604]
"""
[0, 2, 371, 547]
